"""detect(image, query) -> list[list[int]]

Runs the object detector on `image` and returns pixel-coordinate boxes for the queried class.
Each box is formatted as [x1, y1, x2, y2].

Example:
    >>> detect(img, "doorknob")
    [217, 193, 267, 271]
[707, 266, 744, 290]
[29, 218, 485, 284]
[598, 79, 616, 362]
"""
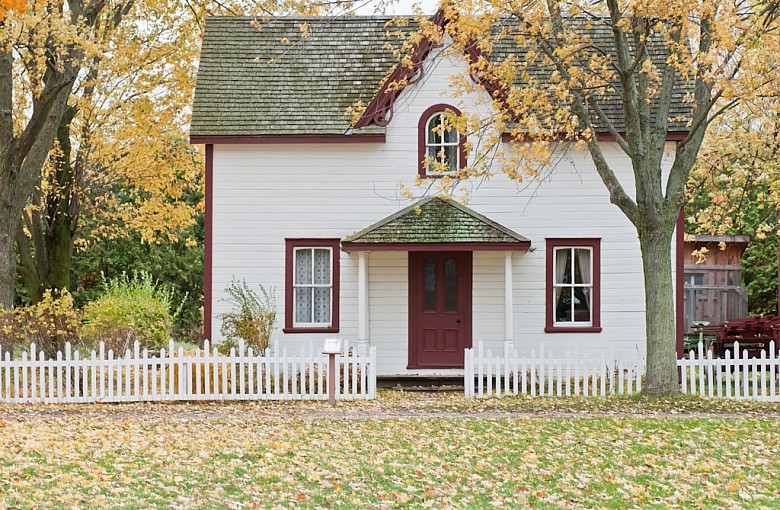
[456, 319, 462, 324]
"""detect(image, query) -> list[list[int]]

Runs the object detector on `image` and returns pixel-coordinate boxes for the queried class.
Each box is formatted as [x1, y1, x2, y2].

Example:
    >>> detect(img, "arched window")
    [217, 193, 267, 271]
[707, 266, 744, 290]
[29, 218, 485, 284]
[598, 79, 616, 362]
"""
[418, 104, 466, 177]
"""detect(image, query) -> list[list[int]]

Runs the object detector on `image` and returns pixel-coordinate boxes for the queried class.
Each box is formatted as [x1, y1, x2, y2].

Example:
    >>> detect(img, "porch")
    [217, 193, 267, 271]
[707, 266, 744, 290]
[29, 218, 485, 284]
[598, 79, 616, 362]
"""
[341, 196, 531, 376]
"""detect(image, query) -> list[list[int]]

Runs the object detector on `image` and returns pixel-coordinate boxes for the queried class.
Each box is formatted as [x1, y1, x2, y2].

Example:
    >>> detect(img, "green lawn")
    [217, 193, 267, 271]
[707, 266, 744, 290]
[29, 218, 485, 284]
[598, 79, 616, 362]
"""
[1, 394, 779, 509]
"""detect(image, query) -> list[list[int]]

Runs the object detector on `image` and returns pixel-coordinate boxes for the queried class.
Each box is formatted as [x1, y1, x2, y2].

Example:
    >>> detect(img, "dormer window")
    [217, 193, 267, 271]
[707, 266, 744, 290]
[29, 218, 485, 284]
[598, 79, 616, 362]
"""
[418, 104, 467, 177]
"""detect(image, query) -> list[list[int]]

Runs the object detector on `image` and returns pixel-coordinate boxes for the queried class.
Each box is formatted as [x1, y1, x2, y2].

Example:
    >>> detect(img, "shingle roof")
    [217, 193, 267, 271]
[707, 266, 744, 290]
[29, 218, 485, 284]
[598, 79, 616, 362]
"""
[341, 196, 531, 247]
[191, 16, 409, 137]
[191, 15, 693, 137]
[490, 19, 693, 133]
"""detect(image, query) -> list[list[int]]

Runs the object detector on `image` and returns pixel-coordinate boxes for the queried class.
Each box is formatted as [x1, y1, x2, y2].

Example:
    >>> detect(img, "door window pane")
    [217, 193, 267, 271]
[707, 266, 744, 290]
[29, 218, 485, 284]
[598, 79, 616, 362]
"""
[424, 258, 436, 311]
[445, 258, 457, 311]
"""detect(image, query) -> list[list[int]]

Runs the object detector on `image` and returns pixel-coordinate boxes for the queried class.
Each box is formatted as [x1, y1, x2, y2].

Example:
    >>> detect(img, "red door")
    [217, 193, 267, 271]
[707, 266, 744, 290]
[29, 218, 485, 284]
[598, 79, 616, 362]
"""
[408, 251, 472, 368]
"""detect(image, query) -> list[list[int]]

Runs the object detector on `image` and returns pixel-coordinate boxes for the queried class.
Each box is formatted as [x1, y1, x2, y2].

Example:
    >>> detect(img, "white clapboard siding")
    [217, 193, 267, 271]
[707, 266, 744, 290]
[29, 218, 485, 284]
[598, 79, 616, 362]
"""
[0, 340, 376, 404]
[209, 42, 661, 374]
[464, 342, 644, 398]
[678, 341, 780, 402]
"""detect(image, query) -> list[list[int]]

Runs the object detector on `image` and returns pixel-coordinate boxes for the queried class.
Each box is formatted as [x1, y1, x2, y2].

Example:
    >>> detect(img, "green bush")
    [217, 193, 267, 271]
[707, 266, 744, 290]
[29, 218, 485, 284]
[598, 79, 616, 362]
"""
[218, 279, 276, 353]
[82, 272, 180, 351]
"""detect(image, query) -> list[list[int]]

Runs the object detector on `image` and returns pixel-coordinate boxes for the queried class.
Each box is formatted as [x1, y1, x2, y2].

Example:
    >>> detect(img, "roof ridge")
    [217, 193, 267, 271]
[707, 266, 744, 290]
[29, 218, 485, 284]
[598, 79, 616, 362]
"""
[342, 196, 438, 243]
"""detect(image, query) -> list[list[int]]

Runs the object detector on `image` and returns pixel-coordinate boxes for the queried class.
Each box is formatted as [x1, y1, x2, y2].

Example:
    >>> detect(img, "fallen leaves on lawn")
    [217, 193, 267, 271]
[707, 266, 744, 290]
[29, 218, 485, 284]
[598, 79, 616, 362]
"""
[0, 392, 778, 508]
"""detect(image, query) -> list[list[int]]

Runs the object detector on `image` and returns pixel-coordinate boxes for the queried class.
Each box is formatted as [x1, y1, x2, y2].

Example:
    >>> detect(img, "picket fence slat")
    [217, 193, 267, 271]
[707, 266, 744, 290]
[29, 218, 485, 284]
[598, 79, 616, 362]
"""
[465, 342, 644, 399]
[678, 340, 780, 402]
[467, 341, 780, 401]
[0, 340, 376, 404]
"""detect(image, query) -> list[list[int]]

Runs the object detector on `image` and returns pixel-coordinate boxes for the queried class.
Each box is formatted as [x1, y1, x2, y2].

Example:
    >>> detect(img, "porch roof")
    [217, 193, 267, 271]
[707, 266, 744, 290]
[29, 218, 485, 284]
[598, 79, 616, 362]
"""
[341, 196, 531, 252]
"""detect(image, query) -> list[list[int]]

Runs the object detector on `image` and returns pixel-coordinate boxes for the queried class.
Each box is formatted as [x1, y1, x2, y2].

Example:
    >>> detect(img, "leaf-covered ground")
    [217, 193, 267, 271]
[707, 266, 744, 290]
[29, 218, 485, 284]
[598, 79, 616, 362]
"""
[1, 392, 779, 509]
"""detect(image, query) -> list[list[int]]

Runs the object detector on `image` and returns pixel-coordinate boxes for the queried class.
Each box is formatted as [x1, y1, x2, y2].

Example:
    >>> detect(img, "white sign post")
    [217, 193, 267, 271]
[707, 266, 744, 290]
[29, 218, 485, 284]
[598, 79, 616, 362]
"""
[322, 338, 344, 405]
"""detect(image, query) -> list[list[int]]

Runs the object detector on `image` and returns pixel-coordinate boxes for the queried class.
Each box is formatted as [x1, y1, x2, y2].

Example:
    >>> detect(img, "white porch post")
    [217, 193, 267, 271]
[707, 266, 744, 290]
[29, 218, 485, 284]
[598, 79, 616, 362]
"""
[504, 251, 514, 353]
[358, 251, 370, 354]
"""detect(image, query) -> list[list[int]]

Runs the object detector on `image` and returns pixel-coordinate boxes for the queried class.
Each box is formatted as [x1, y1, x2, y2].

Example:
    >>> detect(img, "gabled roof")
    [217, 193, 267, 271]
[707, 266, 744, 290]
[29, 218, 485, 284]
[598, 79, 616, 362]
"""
[341, 196, 531, 251]
[191, 16, 413, 138]
[191, 15, 692, 139]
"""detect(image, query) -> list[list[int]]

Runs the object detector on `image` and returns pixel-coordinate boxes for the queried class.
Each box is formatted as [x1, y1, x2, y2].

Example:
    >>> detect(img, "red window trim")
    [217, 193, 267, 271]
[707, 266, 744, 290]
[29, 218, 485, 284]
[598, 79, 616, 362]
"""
[283, 239, 341, 334]
[545, 238, 602, 333]
[418, 104, 468, 178]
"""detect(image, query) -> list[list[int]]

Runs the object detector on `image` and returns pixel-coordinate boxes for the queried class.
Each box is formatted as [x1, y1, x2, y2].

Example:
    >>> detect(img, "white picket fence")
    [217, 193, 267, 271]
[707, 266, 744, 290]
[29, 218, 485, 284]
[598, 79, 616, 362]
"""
[0, 340, 376, 403]
[679, 341, 780, 401]
[464, 342, 644, 398]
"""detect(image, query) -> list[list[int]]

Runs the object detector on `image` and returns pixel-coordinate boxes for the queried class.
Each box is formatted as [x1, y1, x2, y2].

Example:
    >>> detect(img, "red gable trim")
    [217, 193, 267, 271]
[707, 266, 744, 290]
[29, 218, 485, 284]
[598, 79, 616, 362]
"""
[354, 10, 447, 129]
[190, 134, 385, 145]
[353, 10, 515, 130]
[341, 242, 531, 252]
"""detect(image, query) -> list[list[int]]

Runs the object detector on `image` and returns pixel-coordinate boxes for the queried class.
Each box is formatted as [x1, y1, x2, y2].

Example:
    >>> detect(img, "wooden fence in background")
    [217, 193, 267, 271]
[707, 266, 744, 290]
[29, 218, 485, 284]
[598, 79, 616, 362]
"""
[0, 340, 376, 403]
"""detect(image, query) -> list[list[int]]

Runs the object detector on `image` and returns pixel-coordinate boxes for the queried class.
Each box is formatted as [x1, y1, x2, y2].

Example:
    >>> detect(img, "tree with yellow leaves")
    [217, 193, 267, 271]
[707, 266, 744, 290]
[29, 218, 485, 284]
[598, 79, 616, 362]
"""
[0, 0, 140, 308]
[3, 0, 347, 307]
[438, 1, 780, 394]
[14, 0, 205, 303]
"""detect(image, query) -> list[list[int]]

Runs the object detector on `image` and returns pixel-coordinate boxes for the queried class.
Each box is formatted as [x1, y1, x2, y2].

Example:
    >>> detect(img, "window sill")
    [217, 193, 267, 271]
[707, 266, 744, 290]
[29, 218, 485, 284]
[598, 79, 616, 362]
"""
[283, 327, 339, 334]
[419, 172, 458, 179]
[545, 326, 602, 333]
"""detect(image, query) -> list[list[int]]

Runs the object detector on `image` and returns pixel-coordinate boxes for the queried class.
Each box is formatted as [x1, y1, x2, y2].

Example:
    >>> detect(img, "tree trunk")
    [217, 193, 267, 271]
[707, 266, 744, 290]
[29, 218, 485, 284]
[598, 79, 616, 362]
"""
[44, 117, 76, 295]
[0, 198, 16, 308]
[639, 224, 680, 395]
[45, 215, 73, 294]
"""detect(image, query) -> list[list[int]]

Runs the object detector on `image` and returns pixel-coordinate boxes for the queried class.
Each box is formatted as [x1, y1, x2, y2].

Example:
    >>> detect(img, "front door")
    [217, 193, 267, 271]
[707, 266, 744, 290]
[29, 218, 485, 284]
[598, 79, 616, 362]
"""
[408, 251, 472, 368]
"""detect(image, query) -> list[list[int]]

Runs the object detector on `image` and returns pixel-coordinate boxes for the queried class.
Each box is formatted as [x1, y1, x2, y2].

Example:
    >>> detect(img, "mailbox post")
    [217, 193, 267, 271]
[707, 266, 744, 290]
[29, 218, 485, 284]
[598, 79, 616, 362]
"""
[322, 338, 344, 405]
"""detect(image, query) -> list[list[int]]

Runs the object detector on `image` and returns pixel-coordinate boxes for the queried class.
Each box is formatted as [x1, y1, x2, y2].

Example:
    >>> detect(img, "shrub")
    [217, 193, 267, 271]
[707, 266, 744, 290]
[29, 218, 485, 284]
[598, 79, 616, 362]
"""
[0, 290, 82, 359]
[218, 279, 276, 353]
[82, 272, 180, 352]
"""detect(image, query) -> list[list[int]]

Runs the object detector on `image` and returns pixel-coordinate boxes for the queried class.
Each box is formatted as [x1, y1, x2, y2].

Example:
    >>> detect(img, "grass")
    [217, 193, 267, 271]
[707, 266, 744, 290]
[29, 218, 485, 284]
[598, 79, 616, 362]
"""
[0, 392, 778, 508]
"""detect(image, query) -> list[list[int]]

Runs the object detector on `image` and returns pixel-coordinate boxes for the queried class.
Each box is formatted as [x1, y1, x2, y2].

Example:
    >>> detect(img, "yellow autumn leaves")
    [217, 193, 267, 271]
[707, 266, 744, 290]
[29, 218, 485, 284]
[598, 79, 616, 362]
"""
[0, 0, 25, 21]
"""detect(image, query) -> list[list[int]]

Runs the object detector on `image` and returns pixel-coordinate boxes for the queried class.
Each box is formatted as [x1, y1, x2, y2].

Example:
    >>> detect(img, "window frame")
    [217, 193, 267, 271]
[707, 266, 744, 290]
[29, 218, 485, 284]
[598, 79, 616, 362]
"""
[283, 239, 340, 333]
[417, 104, 467, 178]
[545, 238, 602, 333]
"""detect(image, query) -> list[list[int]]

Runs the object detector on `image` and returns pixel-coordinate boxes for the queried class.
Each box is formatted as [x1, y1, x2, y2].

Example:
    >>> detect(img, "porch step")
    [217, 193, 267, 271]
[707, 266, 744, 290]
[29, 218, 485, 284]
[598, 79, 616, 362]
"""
[379, 376, 464, 392]
[391, 384, 464, 392]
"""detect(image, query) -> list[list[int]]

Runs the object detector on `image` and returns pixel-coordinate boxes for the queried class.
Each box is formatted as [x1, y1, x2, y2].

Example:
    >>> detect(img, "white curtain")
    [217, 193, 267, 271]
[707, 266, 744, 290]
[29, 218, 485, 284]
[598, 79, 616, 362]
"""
[313, 249, 331, 323]
[554, 249, 570, 321]
[313, 249, 330, 284]
[555, 248, 569, 284]
[295, 249, 312, 285]
[576, 248, 591, 309]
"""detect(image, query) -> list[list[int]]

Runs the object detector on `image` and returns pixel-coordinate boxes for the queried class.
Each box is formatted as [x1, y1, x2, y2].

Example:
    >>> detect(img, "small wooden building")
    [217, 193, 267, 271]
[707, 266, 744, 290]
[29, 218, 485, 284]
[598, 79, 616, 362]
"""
[683, 235, 749, 333]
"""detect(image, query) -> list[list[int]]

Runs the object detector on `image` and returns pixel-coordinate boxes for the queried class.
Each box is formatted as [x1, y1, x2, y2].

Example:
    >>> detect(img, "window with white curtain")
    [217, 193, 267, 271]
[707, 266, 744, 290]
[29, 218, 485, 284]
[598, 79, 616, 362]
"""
[545, 238, 601, 332]
[293, 247, 332, 326]
[284, 239, 340, 333]
[553, 247, 593, 324]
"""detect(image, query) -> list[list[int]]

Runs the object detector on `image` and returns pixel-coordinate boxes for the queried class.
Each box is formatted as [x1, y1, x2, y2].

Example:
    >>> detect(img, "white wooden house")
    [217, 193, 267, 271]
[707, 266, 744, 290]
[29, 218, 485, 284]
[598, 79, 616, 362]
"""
[190, 15, 687, 376]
